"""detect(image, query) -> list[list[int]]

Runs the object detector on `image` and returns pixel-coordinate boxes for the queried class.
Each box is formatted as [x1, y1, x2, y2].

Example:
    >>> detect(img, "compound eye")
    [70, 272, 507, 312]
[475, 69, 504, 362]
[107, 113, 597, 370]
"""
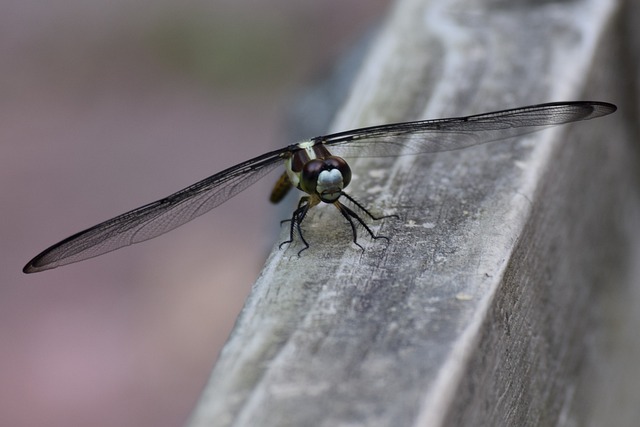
[300, 159, 326, 194]
[324, 157, 351, 187]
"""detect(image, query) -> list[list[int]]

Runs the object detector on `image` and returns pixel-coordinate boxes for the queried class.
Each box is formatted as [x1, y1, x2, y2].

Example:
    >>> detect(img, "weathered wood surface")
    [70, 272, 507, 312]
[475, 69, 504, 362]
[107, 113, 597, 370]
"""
[188, 0, 639, 426]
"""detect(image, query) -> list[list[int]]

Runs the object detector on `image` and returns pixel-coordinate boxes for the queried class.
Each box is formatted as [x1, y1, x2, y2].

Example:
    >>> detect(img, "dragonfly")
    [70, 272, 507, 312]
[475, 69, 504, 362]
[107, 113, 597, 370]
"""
[23, 101, 616, 273]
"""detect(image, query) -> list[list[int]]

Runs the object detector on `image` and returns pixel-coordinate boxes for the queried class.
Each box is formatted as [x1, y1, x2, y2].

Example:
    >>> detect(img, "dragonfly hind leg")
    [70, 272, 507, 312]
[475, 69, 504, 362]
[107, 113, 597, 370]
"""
[340, 192, 399, 222]
[335, 193, 397, 251]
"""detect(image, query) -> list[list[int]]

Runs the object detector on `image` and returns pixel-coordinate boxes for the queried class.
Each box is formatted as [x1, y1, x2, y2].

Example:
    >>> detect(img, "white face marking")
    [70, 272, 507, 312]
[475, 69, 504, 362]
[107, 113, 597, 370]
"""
[317, 169, 343, 201]
[317, 169, 342, 188]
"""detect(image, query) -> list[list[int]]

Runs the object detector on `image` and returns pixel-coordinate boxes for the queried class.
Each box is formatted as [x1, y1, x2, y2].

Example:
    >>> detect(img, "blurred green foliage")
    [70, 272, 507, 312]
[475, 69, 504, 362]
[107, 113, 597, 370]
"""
[146, 12, 295, 92]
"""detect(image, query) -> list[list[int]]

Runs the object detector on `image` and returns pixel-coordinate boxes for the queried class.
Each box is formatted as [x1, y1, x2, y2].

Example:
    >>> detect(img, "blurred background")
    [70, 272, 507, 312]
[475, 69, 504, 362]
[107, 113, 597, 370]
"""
[1, 0, 390, 425]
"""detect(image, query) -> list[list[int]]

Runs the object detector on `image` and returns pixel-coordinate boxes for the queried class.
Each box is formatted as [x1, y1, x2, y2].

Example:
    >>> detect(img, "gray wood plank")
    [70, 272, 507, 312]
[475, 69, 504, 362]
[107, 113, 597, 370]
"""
[188, 0, 638, 426]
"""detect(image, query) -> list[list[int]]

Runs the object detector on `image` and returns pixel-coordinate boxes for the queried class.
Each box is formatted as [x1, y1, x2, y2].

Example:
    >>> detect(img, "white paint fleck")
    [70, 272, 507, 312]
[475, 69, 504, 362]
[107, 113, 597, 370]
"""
[514, 160, 527, 170]
[368, 169, 387, 179]
[455, 292, 473, 301]
[405, 220, 436, 229]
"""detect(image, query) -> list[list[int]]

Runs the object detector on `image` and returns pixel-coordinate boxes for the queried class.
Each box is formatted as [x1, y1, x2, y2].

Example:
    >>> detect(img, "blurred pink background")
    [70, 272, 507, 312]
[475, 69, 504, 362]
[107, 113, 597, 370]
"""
[2, 1, 389, 425]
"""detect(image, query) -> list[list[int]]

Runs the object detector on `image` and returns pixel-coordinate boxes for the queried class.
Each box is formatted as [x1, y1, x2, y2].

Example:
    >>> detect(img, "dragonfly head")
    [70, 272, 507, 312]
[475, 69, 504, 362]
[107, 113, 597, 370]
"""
[300, 156, 351, 203]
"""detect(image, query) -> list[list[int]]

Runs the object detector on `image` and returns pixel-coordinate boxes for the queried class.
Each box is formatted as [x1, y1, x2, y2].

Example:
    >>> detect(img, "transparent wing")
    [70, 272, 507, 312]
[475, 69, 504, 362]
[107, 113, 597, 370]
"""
[24, 148, 289, 273]
[318, 101, 616, 158]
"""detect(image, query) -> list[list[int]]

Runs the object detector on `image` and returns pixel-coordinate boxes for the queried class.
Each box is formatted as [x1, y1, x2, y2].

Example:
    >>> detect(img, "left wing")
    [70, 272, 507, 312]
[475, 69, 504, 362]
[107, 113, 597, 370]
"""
[24, 147, 290, 273]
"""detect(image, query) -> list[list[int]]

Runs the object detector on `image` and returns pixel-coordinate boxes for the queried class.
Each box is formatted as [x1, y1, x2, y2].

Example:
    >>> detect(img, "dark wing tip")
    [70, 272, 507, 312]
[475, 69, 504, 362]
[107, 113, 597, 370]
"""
[23, 250, 59, 274]
[23, 262, 38, 274]
[23, 258, 48, 274]
[535, 100, 617, 120]
[593, 101, 617, 116]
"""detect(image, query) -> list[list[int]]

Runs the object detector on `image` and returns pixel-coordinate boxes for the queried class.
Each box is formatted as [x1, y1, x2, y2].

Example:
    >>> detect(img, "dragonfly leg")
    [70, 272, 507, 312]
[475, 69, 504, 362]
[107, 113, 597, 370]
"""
[339, 192, 396, 242]
[335, 202, 365, 252]
[340, 192, 399, 221]
[335, 200, 391, 253]
[279, 197, 312, 255]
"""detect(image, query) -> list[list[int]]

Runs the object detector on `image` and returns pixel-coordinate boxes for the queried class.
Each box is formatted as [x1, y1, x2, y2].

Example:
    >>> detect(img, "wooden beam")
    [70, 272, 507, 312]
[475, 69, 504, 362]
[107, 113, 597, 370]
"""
[188, 0, 638, 426]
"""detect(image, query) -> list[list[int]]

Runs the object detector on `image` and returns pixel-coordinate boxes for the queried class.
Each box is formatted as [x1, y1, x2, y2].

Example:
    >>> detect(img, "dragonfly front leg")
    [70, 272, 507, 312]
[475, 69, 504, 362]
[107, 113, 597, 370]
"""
[279, 196, 313, 255]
